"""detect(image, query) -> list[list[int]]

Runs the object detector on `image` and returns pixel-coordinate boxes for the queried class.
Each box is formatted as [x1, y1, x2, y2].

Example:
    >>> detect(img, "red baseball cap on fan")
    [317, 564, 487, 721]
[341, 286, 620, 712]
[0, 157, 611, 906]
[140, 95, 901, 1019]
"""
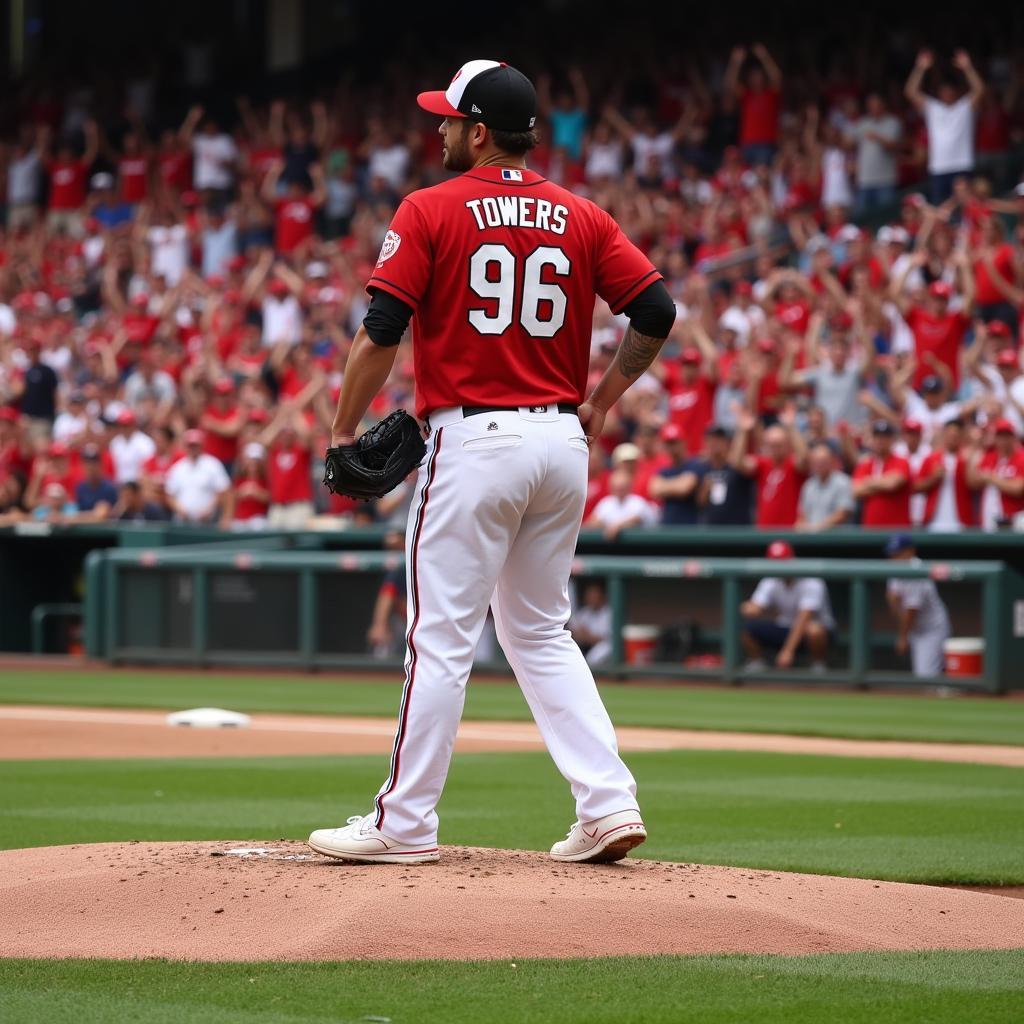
[996, 349, 1019, 368]
[679, 347, 702, 365]
[660, 422, 684, 442]
[417, 60, 537, 132]
[993, 418, 1017, 435]
[766, 540, 794, 560]
[902, 418, 923, 433]
[988, 321, 1012, 338]
[929, 281, 953, 300]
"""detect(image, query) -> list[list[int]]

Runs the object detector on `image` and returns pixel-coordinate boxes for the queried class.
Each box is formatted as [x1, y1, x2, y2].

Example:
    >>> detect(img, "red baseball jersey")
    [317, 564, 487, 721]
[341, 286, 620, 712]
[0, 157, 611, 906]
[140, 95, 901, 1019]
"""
[905, 307, 969, 389]
[663, 365, 716, 454]
[853, 454, 912, 527]
[978, 447, 1024, 520]
[753, 454, 805, 527]
[366, 166, 659, 418]
[916, 450, 975, 527]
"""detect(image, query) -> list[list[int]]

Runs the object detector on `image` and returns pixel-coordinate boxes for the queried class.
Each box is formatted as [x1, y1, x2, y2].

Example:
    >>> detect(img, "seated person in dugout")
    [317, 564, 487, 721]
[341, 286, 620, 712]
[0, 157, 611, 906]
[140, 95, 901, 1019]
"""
[740, 540, 835, 671]
[570, 580, 613, 667]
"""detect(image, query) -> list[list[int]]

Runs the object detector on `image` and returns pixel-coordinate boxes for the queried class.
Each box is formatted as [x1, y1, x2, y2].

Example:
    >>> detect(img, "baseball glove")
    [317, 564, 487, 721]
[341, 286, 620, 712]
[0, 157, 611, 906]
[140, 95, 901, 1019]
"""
[322, 410, 426, 500]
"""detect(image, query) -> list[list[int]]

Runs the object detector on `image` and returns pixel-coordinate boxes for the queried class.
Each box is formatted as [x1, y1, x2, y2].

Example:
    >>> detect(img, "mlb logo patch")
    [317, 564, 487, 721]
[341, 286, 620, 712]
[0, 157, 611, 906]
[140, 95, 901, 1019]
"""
[501, 168, 523, 182]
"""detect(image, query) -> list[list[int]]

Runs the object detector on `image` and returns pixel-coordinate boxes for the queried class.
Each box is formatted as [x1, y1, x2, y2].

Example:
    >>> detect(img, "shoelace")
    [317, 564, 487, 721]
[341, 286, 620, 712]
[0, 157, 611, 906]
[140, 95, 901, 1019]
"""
[564, 822, 581, 838]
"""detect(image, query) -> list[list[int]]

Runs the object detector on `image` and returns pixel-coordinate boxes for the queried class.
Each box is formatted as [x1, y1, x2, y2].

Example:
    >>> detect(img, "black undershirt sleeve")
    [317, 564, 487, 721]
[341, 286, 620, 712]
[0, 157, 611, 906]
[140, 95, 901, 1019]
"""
[362, 288, 414, 347]
[621, 279, 676, 338]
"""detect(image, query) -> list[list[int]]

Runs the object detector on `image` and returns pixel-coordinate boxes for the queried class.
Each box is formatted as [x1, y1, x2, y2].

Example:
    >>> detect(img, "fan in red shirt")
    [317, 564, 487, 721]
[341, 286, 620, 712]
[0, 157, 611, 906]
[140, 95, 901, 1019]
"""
[764, 270, 813, 336]
[852, 420, 912, 527]
[660, 345, 716, 454]
[897, 262, 975, 389]
[142, 426, 182, 486]
[724, 43, 782, 163]
[122, 294, 161, 345]
[201, 380, 243, 468]
[837, 230, 885, 291]
[45, 124, 98, 233]
[914, 418, 976, 530]
[0, 407, 32, 481]
[117, 129, 150, 204]
[211, 291, 249, 361]
[27, 442, 82, 509]
[156, 129, 192, 191]
[261, 411, 314, 528]
[230, 442, 271, 528]
[262, 161, 326, 255]
[47, 153, 89, 210]
[972, 217, 1018, 325]
[621, 428, 671, 500]
[748, 337, 787, 419]
[730, 407, 808, 527]
[969, 419, 1024, 530]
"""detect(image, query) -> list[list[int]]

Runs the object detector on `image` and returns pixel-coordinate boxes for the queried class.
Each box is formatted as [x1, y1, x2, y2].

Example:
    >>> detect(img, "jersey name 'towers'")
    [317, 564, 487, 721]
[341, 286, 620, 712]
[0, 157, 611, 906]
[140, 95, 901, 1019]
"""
[464, 196, 568, 234]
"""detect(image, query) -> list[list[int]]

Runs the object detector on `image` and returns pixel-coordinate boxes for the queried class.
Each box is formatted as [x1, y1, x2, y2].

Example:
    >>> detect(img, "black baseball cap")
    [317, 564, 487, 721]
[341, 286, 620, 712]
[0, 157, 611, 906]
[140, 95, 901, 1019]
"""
[872, 419, 896, 435]
[417, 60, 537, 132]
[921, 375, 944, 394]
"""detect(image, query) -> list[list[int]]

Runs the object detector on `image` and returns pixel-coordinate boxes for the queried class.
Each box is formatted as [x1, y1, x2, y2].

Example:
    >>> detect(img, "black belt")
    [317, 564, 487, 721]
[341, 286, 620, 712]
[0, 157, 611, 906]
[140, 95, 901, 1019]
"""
[462, 403, 577, 418]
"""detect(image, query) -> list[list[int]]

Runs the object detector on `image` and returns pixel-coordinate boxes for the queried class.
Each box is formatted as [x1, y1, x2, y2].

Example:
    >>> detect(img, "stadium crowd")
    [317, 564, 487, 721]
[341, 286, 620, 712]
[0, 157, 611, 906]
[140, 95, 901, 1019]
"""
[1, 39, 1023, 533]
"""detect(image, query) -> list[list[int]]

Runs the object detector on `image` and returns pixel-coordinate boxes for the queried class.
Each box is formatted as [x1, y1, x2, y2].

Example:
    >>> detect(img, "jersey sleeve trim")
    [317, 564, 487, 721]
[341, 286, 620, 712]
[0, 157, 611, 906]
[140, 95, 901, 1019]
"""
[367, 276, 422, 307]
[609, 269, 662, 314]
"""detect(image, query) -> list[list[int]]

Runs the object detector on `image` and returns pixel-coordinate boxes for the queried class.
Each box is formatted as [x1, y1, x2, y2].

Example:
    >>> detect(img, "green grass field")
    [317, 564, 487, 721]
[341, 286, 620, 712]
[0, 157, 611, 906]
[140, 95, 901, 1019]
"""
[2, 667, 1022, 1023]
[2, 951, 1022, 1024]
[2, 668, 1024, 744]
[3, 750, 1022, 882]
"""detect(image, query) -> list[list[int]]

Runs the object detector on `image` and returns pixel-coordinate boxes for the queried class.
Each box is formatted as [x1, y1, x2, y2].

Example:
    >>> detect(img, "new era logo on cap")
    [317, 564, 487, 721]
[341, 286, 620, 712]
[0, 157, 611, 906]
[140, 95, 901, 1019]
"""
[417, 59, 538, 132]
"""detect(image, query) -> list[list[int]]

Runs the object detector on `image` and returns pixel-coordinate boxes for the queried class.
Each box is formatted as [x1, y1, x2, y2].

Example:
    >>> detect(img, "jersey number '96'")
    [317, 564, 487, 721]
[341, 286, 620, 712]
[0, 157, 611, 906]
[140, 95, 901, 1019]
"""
[468, 244, 570, 338]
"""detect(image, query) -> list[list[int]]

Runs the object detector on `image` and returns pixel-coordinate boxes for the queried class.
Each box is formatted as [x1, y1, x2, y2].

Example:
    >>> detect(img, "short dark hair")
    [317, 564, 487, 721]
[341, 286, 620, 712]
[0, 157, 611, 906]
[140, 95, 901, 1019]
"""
[487, 127, 539, 156]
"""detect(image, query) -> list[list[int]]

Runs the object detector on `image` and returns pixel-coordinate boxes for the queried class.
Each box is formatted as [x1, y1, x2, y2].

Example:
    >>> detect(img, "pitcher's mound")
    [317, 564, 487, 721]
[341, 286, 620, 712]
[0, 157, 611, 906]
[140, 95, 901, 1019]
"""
[2, 841, 1022, 961]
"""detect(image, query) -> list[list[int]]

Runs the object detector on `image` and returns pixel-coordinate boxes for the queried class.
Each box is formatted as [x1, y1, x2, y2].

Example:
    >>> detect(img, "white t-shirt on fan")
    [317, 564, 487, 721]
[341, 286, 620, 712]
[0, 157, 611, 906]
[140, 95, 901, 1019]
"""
[923, 97, 974, 175]
[192, 134, 238, 190]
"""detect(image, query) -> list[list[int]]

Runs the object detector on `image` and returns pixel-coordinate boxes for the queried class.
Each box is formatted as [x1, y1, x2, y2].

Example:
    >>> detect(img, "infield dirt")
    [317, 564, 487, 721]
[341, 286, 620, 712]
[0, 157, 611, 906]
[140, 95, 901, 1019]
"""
[2, 704, 1022, 765]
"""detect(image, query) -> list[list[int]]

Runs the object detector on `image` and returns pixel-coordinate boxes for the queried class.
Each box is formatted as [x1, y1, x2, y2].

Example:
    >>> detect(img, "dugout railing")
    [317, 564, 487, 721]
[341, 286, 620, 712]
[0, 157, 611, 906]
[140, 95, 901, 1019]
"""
[82, 547, 1024, 693]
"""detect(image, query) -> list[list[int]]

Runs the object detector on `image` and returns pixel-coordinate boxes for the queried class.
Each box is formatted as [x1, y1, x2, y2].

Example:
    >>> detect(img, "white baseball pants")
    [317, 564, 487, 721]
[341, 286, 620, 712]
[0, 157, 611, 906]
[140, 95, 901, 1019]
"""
[371, 404, 639, 846]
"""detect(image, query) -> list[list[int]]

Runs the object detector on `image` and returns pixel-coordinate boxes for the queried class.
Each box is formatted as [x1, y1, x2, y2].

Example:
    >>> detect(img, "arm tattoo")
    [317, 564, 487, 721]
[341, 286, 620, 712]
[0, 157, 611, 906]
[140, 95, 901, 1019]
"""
[615, 325, 667, 380]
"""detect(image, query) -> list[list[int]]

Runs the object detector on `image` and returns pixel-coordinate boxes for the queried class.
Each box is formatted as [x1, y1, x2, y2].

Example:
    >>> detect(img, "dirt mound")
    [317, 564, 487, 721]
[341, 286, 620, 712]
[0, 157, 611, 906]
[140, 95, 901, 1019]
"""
[2, 842, 1022, 961]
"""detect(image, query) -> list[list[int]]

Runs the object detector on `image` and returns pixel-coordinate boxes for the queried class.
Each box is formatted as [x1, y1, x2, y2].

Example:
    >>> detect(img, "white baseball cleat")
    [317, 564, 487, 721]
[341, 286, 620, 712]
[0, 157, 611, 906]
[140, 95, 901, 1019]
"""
[308, 815, 440, 864]
[549, 809, 647, 863]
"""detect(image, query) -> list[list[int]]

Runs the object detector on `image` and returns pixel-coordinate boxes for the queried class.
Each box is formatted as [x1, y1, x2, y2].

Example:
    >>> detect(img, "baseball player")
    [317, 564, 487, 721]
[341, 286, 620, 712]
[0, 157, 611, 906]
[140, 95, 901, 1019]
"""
[309, 60, 675, 864]
[885, 534, 950, 676]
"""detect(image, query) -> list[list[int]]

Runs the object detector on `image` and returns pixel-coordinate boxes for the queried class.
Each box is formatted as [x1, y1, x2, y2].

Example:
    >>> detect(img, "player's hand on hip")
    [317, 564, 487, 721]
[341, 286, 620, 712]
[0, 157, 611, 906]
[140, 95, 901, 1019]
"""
[578, 401, 605, 444]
